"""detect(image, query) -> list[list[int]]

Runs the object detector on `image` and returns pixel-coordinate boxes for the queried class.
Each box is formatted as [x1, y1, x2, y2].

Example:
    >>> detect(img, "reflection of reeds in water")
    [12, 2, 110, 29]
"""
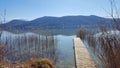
[78, 28, 120, 68]
[0, 32, 57, 67]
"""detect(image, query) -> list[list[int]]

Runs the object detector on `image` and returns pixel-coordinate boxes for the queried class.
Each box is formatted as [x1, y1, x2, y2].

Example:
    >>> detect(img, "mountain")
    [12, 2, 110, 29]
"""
[0, 15, 112, 30]
[3, 20, 27, 26]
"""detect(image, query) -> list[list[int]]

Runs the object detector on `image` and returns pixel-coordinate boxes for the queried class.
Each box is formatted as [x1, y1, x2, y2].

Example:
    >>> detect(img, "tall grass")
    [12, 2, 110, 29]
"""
[0, 32, 57, 68]
[77, 27, 120, 68]
[77, 28, 88, 40]
[0, 45, 4, 64]
[97, 33, 120, 68]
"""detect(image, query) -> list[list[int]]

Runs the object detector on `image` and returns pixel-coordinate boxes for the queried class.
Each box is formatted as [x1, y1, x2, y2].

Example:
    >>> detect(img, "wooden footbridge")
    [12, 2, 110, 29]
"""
[73, 38, 96, 68]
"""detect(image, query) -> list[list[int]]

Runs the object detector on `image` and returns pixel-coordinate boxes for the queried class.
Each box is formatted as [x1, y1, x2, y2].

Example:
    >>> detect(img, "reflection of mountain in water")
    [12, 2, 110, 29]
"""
[3, 29, 79, 36]
[0, 31, 57, 64]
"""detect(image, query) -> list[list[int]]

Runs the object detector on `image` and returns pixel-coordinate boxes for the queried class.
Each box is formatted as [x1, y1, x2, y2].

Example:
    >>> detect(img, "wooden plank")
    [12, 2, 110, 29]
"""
[73, 38, 96, 68]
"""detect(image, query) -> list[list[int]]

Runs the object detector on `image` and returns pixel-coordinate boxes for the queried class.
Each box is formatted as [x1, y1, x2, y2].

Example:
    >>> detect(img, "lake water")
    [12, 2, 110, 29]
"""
[0, 31, 76, 68]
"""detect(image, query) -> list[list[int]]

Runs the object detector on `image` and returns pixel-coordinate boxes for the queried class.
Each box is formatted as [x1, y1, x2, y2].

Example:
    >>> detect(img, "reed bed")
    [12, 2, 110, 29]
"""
[0, 32, 57, 68]
[77, 27, 120, 68]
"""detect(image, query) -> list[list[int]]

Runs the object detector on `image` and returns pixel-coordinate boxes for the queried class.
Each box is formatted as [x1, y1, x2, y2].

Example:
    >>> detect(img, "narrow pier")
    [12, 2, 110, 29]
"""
[73, 38, 96, 68]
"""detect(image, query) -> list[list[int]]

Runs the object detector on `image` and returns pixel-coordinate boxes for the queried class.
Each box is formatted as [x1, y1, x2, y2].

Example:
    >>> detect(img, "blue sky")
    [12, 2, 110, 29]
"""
[0, 0, 120, 21]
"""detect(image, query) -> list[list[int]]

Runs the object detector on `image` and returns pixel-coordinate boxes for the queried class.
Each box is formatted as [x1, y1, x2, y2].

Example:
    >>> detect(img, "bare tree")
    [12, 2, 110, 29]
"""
[3, 9, 6, 23]
[108, 0, 120, 30]
[0, 9, 6, 24]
